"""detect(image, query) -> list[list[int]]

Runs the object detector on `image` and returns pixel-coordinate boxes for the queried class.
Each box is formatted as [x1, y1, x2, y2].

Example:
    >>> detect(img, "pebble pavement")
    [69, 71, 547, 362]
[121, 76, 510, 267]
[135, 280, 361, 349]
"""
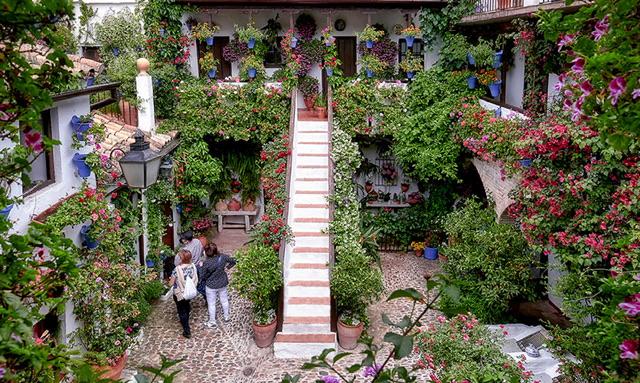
[125, 232, 441, 383]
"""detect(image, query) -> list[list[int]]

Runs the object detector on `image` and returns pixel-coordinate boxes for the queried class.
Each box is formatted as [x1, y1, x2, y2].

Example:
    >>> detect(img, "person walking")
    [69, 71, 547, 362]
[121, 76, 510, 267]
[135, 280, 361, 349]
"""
[201, 243, 236, 328]
[169, 249, 198, 338]
[175, 230, 206, 300]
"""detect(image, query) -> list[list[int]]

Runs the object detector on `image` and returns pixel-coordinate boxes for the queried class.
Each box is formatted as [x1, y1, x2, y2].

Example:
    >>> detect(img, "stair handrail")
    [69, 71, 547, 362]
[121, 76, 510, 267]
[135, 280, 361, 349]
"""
[279, 87, 297, 263]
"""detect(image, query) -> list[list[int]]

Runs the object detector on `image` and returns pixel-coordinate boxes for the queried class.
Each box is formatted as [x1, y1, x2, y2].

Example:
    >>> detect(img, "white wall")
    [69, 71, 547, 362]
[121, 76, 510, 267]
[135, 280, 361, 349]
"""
[505, 49, 525, 108]
[72, 0, 138, 47]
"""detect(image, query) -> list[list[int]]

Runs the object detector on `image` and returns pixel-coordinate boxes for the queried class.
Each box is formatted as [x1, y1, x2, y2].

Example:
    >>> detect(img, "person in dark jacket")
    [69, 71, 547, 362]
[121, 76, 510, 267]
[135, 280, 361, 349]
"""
[201, 243, 236, 328]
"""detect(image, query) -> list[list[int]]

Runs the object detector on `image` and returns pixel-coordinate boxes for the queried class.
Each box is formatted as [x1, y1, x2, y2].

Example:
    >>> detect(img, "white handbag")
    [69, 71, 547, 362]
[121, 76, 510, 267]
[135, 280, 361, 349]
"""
[178, 265, 197, 300]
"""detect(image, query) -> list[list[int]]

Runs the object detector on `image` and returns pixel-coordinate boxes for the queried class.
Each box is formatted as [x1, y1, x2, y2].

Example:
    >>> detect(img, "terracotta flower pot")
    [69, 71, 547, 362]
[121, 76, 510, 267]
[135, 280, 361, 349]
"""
[93, 353, 127, 380]
[316, 106, 327, 119]
[414, 249, 422, 257]
[227, 198, 241, 211]
[215, 200, 228, 212]
[401, 183, 409, 193]
[364, 183, 373, 193]
[243, 199, 256, 211]
[253, 317, 277, 348]
[118, 99, 138, 126]
[303, 96, 317, 111]
[337, 320, 363, 350]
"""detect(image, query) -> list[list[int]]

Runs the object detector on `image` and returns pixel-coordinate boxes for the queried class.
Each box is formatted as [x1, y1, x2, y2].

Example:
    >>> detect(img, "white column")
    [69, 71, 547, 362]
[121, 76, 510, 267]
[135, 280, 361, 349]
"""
[135, 58, 156, 135]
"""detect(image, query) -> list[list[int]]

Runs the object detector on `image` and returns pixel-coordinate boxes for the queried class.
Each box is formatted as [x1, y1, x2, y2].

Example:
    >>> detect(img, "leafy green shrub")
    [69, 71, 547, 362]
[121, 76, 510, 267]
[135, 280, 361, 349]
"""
[415, 313, 531, 382]
[440, 199, 538, 322]
[95, 8, 144, 65]
[151, 62, 191, 119]
[174, 141, 223, 200]
[438, 33, 469, 71]
[104, 51, 138, 102]
[231, 245, 283, 324]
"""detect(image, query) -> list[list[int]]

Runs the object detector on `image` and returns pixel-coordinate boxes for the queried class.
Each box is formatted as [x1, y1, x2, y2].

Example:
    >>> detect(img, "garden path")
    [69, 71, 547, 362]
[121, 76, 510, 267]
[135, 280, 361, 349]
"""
[125, 249, 441, 382]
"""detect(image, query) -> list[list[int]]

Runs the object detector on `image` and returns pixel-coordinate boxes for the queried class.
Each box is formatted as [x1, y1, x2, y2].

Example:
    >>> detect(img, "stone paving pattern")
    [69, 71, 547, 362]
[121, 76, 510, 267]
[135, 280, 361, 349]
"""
[125, 230, 441, 382]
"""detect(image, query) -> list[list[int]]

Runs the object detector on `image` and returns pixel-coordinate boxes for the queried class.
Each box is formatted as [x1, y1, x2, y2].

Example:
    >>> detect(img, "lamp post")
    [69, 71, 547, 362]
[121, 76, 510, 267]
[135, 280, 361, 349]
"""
[119, 129, 162, 266]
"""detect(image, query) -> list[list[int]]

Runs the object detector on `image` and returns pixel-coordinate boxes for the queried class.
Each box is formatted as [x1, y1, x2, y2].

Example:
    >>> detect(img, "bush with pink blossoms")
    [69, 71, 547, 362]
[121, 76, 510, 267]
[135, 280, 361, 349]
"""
[415, 314, 532, 383]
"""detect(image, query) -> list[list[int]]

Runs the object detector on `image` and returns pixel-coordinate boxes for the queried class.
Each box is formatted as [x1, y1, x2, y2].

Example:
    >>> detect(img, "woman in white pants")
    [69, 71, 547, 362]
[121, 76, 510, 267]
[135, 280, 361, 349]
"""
[201, 243, 236, 327]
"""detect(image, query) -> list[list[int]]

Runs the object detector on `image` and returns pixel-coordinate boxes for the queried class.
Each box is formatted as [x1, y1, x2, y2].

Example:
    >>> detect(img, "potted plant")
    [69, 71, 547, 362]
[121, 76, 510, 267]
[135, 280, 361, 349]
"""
[315, 97, 327, 119]
[236, 23, 264, 49]
[466, 70, 479, 89]
[407, 191, 424, 206]
[73, 153, 92, 178]
[399, 53, 423, 79]
[402, 25, 421, 48]
[424, 230, 443, 260]
[358, 25, 384, 49]
[198, 52, 220, 79]
[299, 76, 319, 110]
[242, 197, 256, 211]
[380, 162, 397, 184]
[476, 68, 498, 86]
[410, 241, 425, 257]
[401, 180, 410, 193]
[331, 252, 383, 349]
[468, 39, 495, 69]
[231, 245, 283, 347]
[360, 54, 387, 78]
[489, 80, 503, 98]
[191, 22, 220, 45]
[227, 198, 241, 211]
[364, 180, 374, 193]
[321, 26, 335, 47]
[240, 55, 264, 79]
[70, 114, 93, 140]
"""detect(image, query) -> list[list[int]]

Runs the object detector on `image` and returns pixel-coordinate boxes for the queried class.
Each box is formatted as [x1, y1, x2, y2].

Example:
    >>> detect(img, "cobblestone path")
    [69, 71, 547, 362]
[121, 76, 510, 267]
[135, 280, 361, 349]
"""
[126, 246, 441, 382]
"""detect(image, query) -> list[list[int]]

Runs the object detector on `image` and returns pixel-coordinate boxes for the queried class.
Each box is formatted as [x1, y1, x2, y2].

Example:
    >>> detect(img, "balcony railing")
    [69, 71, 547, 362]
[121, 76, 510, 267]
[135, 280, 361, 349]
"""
[473, 0, 563, 14]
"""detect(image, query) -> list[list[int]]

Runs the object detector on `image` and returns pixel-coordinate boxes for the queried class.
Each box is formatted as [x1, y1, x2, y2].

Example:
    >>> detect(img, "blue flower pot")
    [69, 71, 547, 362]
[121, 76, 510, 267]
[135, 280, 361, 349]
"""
[494, 107, 502, 117]
[72, 153, 91, 178]
[407, 71, 415, 79]
[406, 36, 415, 48]
[208, 69, 217, 79]
[467, 52, 475, 66]
[467, 76, 478, 89]
[366, 69, 374, 78]
[71, 115, 92, 141]
[206, 36, 214, 46]
[326, 67, 333, 77]
[493, 50, 503, 69]
[290, 36, 298, 48]
[112, 47, 120, 57]
[86, 77, 95, 87]
[176, 204, 183, 214]
[159, 28, 166, 37]
[248, 68, 257, 78]
[424, 247, 438, 260]
[489, 81, 502, 98]
[80, 224, 99, 249]
[366, 40, 374, 49]
[146, 259, 155, 268]
[325, 40, 333, 47]
[519, 159, 533, 167]
[248, 38, 256, 49]
[0, 204, 14, 219]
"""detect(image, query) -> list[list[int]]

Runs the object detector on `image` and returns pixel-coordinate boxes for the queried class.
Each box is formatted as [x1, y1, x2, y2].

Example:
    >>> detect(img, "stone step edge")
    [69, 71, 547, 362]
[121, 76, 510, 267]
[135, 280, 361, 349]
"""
[295, 178, 328, 182]
[294, 203, 329, 208]
[283, 315, 331, 324]
[288, 297, 331, 305]
[293, 247, 330, 253]
[294, 217, 330, 223]
[290, 263, 328, 269]
[274, 333, 335, 343]
[293, 231, 329, 237]
[287, 280, 329, 287]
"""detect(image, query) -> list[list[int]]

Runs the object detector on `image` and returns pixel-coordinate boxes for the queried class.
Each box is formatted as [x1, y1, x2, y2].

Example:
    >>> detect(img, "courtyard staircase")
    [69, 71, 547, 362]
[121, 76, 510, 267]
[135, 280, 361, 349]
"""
[273, 108, 336, 358]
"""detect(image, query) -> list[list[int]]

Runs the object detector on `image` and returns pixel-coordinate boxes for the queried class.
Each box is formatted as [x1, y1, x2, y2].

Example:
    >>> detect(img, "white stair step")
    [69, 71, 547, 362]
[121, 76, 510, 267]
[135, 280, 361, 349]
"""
[292, 235, 330, 248]
[287, 267, 329, 281]
[296, 155, 328, 166]
[285, 303, 331, 317]
[286, 285, 330, 298]
[290, 221, 329, 233]
[295, 168, 329, 179]
[295, 133, 329, 143]
[297, 121, 329, 130]
[292, 208, 329, 220]
[292, 180, 328, 192]
[274, 333, 336, 359]
[293, 143, 329, 154]
[282, 323, 331, 333]
[287, 253, 330, 264]
[291, 194, 329, 205]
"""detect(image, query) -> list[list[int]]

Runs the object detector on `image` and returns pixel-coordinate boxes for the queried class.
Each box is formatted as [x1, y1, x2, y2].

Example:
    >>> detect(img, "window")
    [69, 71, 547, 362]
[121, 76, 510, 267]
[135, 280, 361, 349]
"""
[21, 109, 55, 195]
[264, 37, 284, 68]
[398, 38, 424, 75]
[82, 46, 100, 62]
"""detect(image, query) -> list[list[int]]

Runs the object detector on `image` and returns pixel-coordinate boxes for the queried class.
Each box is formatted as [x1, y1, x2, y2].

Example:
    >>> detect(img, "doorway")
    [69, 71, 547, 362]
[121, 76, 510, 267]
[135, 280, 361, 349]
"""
[196, 36, 232, 79]
[335, 37, 357, 77]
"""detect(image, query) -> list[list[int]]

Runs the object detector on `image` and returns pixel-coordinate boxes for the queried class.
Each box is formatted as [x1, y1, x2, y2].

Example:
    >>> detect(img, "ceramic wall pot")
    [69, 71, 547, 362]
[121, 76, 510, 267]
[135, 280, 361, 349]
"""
[337, 320, 363, 350]
[326, 67, 333, 77]
[303, 96, 316, 111]
[253, 317, 277, 347]
[206, 36, 214, 46]
[227, 198, 241, 211]
[215, 200, 228, 211]
[94, 353, 127, 380]
[72, 153, 91, 178]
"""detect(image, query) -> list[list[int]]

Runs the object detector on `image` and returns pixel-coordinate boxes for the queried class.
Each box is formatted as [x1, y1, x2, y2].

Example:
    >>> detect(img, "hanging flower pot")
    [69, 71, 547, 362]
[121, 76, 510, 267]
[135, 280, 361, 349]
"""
[0, 204, 14, 219]
[159, 28, 166, 37]
[80, 224, 99, 249]
[206, 36, 214, 46]
[519, 159, 533, 168]
[112, 47, 120, 57]
[467, 52, 475, 66]
[70, 115, 92, 141]
[247, 38, 256, 49]
[290, 36, 298, 48]
[248, 68, 257, 78]
[366, 69, 374, 78]
[467, 75, 478, 89]
[365, 40, 374, 49]
[493, 50, 503, 68]
[488, 81, 502, 98]
[146, 259, 155, 268]
[406, 36, 415, 48]
[326, 67, 333, 77]
[424, 247, 438, 260]
[72, 153, 92, 178]
[208, 68, 217, 79]
[407, 71, 415, 79]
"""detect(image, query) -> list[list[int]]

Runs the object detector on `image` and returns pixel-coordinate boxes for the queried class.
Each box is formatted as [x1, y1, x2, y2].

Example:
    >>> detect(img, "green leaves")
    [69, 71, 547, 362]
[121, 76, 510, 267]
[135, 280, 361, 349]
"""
[386, 288, 424, 303]
[383, 332, 414, 360]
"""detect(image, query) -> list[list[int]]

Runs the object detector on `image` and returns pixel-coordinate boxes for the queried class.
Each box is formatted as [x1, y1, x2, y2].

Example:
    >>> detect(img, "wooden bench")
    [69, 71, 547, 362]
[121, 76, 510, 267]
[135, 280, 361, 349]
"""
[213, 209, 258, 233]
